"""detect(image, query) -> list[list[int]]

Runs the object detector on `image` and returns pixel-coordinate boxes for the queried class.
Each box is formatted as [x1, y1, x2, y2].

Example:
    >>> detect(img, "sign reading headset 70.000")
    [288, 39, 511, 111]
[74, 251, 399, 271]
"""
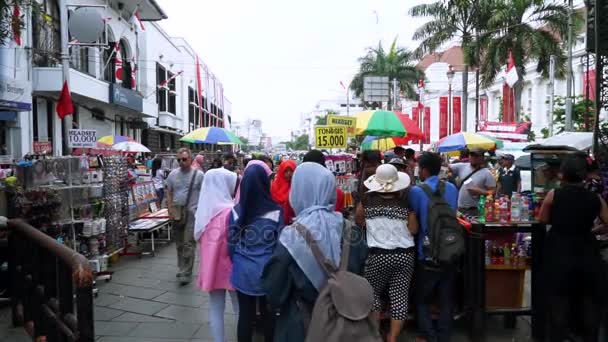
[314, 125, 347, 149]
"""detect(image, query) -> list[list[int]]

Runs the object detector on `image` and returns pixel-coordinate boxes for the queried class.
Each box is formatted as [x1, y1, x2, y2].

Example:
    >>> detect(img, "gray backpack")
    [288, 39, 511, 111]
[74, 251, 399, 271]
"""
[294, 222, 382, 342]
[421, 181, 465, 266]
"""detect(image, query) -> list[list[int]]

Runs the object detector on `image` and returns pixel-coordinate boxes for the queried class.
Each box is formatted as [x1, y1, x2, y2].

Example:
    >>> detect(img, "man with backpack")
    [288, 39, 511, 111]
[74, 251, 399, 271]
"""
[408, 152, 459, 342]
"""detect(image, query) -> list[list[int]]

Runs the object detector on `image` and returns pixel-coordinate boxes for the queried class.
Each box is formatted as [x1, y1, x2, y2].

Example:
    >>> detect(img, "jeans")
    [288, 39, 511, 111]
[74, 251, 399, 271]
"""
[415, 262, 456, 342]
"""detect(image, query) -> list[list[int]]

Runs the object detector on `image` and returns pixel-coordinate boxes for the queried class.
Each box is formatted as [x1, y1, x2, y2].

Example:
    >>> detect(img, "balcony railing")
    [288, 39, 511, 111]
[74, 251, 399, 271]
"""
[7, 219, 94, 342]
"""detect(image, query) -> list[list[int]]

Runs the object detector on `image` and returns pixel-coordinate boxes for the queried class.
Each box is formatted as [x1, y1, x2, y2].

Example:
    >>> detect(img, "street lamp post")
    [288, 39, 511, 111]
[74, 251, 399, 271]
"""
[447, 65, 455, 135]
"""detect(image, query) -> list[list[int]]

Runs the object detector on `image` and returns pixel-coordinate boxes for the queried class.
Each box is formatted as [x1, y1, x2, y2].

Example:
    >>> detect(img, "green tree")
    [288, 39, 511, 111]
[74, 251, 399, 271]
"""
[350, 37, 421, 109]
[315, 110, 339, 125]
[479, 0, 572, 120]
[285, 134, 309, 151]
[409, 0, 492, 132]
[238, 136, 250, 152]
[0, 1, 38, 45]
[551, 95, 595, 134]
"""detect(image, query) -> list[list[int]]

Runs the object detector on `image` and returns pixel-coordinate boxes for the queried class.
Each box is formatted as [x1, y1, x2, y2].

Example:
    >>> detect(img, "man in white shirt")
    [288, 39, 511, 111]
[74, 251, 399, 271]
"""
[450, 148, 496, 216]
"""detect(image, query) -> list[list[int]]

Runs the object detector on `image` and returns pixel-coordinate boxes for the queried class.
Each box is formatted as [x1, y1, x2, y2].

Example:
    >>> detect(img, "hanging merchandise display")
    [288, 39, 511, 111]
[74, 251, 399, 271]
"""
[325, 154, 357, 209]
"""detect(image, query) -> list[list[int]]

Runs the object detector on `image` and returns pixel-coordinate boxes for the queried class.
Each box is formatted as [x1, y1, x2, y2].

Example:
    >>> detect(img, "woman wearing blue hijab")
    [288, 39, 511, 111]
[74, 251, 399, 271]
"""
[229, 164, 283, 342]
[262, 162, 368, 342]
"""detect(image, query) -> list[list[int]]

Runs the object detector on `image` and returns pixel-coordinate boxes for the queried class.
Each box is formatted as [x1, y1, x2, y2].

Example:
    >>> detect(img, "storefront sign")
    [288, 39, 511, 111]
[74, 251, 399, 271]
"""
[33, 141, 53, 154]
[68, 129, 97, 148]
[315, 125, 347, 149]
[0, 78, 31, 111]
[326, 115, 357, 136]
[110, 84, 143, 112]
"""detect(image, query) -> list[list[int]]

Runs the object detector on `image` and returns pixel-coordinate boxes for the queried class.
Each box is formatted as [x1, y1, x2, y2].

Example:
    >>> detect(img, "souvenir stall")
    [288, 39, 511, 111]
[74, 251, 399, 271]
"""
[124, 178, 170, 257]
[325, 154, 357, 208]
[9, 154, 130, 292]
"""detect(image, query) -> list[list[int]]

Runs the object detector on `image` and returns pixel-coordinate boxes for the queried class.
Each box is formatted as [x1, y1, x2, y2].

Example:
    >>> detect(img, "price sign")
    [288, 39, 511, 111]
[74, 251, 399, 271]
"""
[68, 129, 97, 148]
[33, 141, 52, 154]
[315, 125, 347, 149]
[326, 115, 357, 136]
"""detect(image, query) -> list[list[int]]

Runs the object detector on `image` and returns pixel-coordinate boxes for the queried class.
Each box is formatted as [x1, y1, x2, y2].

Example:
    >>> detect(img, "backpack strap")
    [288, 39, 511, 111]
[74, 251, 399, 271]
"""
[339, 220, 352, 271]
[294, 224, 338, 275]
[420, 183, 436, 199]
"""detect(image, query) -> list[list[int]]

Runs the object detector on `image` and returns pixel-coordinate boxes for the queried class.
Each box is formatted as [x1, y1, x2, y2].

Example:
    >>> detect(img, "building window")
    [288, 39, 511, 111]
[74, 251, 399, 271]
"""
[156, 64, 177, 114]
[188, 87, 200, 131]
[70, 45, 90, 75]
[32, 0, 61, 67]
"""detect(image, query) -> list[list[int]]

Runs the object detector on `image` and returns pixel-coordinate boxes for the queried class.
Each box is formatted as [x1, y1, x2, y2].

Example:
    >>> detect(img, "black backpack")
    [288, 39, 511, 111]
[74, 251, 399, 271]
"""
[421, 181, 465, 267]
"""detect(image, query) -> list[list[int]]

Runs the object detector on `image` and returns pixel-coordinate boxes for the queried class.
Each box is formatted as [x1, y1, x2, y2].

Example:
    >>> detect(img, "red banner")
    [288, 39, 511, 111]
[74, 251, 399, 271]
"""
[502, 83, 515, 122]
[480, 96, 488, 126]
[439, 97, 448, 138]
[424, 107, 431, 144]
[412, 107, 419, 143]
[583, 69, 596, 101]
[453, 96, 461, 134]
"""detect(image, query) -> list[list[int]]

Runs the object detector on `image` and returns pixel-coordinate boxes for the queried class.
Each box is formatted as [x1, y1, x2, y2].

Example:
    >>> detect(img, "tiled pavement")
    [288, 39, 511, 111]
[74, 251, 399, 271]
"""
[1, 240, 536, 342]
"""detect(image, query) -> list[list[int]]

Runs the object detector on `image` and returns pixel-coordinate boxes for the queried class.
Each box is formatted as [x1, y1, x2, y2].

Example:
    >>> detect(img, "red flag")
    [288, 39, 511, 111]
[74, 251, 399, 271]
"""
[196, 56, 204, 128]
[158, 70, 183, 88]
[506, 50, 519, 87]
[56, 81, 74, 120]
[134, 10, 145, 31]
[11, 4, 21, 46]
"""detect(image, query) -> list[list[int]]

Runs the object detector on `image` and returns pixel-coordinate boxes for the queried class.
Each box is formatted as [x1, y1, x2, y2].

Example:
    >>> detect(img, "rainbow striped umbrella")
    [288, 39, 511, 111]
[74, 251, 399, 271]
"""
[435, 132, 497, 153]
[180, 127, 243, 145]
[98, 135, 134, 145]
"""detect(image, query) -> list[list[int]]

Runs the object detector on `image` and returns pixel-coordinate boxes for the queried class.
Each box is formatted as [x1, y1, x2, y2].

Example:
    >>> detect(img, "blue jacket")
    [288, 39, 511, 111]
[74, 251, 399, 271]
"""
[408, 176, 459, 261]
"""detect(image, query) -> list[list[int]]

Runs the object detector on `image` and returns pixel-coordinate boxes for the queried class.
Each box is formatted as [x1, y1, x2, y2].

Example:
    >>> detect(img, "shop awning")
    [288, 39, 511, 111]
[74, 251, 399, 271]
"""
[524, 132, 593, 152]
[0, 112, 18, 121]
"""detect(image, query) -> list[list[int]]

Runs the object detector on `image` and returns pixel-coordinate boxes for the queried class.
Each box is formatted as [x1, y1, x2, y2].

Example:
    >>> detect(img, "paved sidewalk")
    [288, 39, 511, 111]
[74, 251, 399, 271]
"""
[1, 240, 535, 341]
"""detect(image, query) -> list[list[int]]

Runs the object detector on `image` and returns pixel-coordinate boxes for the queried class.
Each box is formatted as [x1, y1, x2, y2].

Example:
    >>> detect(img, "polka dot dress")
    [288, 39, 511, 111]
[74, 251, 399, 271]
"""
[364, 249, 415, 321]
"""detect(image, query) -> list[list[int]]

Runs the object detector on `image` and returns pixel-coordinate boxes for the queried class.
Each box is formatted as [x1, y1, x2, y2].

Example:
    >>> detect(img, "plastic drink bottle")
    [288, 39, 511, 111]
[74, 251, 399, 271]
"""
[510, 193, 521, 222]
[478, 195, 486, 223]
[503, 243, 511, 265]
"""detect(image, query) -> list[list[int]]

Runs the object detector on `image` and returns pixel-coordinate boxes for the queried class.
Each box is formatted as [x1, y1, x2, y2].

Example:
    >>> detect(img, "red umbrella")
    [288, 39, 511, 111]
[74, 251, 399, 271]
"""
[395, 112, 424, 141]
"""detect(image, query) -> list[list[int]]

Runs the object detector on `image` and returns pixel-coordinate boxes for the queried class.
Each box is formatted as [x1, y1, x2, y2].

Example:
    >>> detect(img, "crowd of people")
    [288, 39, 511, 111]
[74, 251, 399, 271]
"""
[159, 146, 608, 342]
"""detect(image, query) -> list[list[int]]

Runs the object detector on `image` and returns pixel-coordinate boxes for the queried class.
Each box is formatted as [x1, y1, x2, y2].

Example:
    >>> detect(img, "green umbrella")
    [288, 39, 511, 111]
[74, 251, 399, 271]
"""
[354, 110, 406, 137]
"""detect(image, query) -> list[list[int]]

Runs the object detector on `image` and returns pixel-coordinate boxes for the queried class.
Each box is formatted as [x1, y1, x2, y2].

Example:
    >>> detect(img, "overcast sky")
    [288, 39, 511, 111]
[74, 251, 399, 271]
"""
[155, 0, 435, 139]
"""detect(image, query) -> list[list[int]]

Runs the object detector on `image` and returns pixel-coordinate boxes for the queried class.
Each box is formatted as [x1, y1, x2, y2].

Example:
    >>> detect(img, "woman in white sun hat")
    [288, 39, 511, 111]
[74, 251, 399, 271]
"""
[355, 163, 418, 342]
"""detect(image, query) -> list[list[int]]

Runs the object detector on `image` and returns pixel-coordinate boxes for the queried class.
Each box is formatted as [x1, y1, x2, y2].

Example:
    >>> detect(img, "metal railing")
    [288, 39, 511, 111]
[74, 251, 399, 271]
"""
[7, 219, 94, 342]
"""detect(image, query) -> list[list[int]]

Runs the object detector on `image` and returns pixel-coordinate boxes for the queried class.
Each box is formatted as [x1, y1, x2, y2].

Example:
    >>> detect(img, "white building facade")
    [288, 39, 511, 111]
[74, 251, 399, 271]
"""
[0, 0, 231, 158]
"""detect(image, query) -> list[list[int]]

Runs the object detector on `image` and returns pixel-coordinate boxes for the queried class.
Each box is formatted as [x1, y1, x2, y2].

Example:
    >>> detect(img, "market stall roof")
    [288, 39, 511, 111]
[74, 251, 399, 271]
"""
[523, 132, 593, 153]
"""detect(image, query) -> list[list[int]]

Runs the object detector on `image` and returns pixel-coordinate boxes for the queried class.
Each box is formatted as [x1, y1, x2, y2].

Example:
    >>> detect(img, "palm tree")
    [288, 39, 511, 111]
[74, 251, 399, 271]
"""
[409, 0, 492, 132]
[479, 0, 571, 120]
[350, 37, 421, 109]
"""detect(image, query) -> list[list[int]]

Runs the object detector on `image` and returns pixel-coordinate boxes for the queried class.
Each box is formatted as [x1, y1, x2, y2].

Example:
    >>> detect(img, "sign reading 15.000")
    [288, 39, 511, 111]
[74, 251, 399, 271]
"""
[315, 125, 347, 149]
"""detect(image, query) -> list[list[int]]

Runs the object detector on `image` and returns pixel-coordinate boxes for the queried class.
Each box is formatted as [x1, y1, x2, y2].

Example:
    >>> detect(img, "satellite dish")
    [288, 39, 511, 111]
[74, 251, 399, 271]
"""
[68, 8, 105, 44]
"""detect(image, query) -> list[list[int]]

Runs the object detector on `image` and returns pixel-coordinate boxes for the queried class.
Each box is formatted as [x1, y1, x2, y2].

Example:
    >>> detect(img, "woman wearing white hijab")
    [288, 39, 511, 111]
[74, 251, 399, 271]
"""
[262, 162, 368, 342]
[194, 168, 239, 342]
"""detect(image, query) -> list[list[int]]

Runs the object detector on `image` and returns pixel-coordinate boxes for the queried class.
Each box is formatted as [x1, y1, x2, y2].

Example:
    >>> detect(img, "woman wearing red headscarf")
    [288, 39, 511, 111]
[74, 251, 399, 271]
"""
[271, 160, 296, 224]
